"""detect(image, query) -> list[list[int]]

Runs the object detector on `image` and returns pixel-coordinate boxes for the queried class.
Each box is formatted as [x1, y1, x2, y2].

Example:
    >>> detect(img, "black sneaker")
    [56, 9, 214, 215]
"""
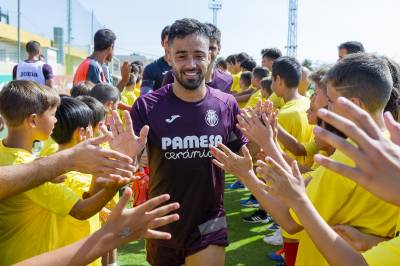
[242, 209, 273, 224]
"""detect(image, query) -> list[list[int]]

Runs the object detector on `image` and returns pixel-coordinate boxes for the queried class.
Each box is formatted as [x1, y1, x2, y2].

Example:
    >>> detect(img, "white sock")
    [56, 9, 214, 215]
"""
[108, 263, 117, 266]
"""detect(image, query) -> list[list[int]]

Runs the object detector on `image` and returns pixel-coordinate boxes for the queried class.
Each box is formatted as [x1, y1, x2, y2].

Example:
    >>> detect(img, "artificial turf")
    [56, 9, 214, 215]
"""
[118, 174, 279, 266]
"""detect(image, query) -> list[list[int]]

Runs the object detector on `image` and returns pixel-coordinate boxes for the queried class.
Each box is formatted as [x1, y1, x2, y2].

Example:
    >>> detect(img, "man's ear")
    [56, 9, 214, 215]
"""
[349, 97, 364, 109]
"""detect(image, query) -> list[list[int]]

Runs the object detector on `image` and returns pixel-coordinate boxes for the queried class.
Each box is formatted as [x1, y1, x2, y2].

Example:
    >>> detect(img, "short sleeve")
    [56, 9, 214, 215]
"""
[25, 182, 80, 217]
[42, 64, 54, 80]
[362, 237, 400, 266]
[12, 65, 17, 80]
[304, 140, 318, 156]
[87, 63, 103, 84]
[130, 97, 149, 136]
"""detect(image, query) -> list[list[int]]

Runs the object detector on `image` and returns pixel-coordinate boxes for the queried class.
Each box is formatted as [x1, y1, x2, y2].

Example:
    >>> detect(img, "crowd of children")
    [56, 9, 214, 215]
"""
[0, 17, 400, 266]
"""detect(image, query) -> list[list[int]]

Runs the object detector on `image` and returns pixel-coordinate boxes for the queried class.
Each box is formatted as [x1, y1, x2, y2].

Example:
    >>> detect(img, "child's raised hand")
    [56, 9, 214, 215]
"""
[314, 97, 400, 206]
[236, 108, 275, 148]
[107, 110, 149, 158]
[210, 143, 254, 180]
[256, 157, 306, 207]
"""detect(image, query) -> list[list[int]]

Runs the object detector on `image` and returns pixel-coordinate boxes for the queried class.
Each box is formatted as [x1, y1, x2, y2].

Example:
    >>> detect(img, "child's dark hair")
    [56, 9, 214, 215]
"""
[89, 83, 120, 104]
[216, 57, 227, 71]
[240, 58, 257, 72]
[260, 77, 273, 95]
[0, 80, 60, 127]
[252, 66, 269, 81]
[240, 71, 252, 87]
[324, 53, 392, 113]
[272, 56, 302, 88]
[262, 48, 282, 60]
[76, 95, 106, 128]
[226, 54, 237, 65]
[309, 67, 329, 93]
[51, 96, 93, 145]
[70, 81, 95, 98]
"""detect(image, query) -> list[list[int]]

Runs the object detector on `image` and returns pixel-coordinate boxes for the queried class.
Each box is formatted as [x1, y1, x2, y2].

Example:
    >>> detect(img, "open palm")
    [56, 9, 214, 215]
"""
[105, 110, 149, 158]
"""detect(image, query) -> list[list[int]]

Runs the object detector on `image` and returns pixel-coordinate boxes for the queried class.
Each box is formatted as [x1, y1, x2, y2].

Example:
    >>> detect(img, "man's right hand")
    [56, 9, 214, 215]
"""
[65, 134, 135, 181]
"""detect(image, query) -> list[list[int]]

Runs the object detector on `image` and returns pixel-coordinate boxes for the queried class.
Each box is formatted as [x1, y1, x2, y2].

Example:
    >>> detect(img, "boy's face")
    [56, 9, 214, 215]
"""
[33, 106, 58, 141]
[251, 77, 260, 88]
[262, 57, 273, 71]
[261, 88, 271, 99]
[306, 95, 318, 125]
[239, 78, 247, 90]
[313, 84, 329, 109]
[271, 75, 284, 97]
[227, 62, 236, 74]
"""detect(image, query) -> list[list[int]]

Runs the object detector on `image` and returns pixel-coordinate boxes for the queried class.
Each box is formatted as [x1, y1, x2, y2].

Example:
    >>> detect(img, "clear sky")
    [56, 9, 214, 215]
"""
[3, 0, 400, 64]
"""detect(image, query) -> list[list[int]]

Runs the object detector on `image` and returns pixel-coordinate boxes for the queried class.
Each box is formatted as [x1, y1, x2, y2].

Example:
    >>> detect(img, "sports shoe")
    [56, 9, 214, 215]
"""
[267, 247, 285, 262]
[242, 209, 273, 223]
[263, 228, 283, 245]
[227, 180, 245, 189]
[266, 222, 280, 231]
[240, 198, 259, 208]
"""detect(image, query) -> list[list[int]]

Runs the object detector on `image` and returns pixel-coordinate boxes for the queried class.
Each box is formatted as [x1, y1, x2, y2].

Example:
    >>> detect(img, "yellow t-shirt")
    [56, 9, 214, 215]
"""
[362, 215, 400, 266]
[39, 137, 59, 157]
[230, 72, 242, 93]
[268, 92, 285, 110]
[277, 96, 314, 165]
[244, 89, 265, 109]
[62, 171, 101, 266]
[0, 142, 80, 265]
[290, 141, 400, 266]
[121, 89, 138, 107]
[134, 81, 141, 98]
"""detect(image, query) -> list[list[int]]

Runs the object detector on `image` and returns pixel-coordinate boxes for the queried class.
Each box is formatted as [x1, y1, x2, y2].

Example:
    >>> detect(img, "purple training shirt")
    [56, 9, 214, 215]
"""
[131, 84, 246, 249]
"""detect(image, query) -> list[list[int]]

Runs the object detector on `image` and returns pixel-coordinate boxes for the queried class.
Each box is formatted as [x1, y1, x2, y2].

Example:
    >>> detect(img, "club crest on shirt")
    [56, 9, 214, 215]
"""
[205, 110, 219, 127]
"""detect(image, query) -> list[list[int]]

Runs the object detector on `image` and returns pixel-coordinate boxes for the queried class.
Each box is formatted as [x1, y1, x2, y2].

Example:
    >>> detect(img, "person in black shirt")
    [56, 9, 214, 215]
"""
[141, 25, 172, 94]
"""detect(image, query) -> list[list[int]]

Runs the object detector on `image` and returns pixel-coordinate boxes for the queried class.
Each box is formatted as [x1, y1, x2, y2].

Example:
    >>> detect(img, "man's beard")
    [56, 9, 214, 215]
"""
[174, 69, 205, 91]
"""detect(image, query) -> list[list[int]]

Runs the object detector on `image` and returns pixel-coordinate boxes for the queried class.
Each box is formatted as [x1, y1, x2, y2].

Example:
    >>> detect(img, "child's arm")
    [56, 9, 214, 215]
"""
[69, 185, 121, 220]
[210, 144, 302, 234]
[277, 125, 308, 156]
[259, 158, 368, 266]
[16, 188, 180, 266]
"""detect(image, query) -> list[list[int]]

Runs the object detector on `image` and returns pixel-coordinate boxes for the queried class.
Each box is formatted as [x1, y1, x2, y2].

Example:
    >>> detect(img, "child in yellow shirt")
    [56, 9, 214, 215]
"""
[0, 81, 123, 265]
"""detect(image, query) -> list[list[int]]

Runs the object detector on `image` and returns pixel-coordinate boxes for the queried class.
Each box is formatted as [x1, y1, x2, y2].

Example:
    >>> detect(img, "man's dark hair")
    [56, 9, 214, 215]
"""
[240, 71, 252, 87]
[338, 41, 365, 54]
[262, 48, 282, 60]
[216, 57, 227, 71]
[89, 83, 120, 104]
[168, 19, 208, 45]
[226, 54, 237, 65]
[161, 25, 170, 42]
[204, 23, 221, 46]
[76, 95, 106, 128]
[237, 52, 250, 64]
[94, 29, 116, 51]
[26, 41, 41, 54]
[240, 58, 257, 72]
[252, 66, 269, 80]
[272, 56, 302, 88]
[70, 81, 95, 98]
[323, 53, 392, 113]
[260, 77, 273, 95]
[0, 80, 60, 127]
[52, 96, 93, 145]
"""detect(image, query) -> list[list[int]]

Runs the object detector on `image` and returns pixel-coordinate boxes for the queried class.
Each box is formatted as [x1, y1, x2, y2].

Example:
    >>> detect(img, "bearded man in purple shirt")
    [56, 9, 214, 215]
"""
[161, 23, 233, 93]
[130, 18, 246, 266]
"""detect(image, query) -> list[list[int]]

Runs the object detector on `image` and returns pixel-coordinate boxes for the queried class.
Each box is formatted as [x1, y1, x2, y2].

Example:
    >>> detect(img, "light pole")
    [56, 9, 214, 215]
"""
[208, 0, 222, 26]
[17, 0, 21, 62]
